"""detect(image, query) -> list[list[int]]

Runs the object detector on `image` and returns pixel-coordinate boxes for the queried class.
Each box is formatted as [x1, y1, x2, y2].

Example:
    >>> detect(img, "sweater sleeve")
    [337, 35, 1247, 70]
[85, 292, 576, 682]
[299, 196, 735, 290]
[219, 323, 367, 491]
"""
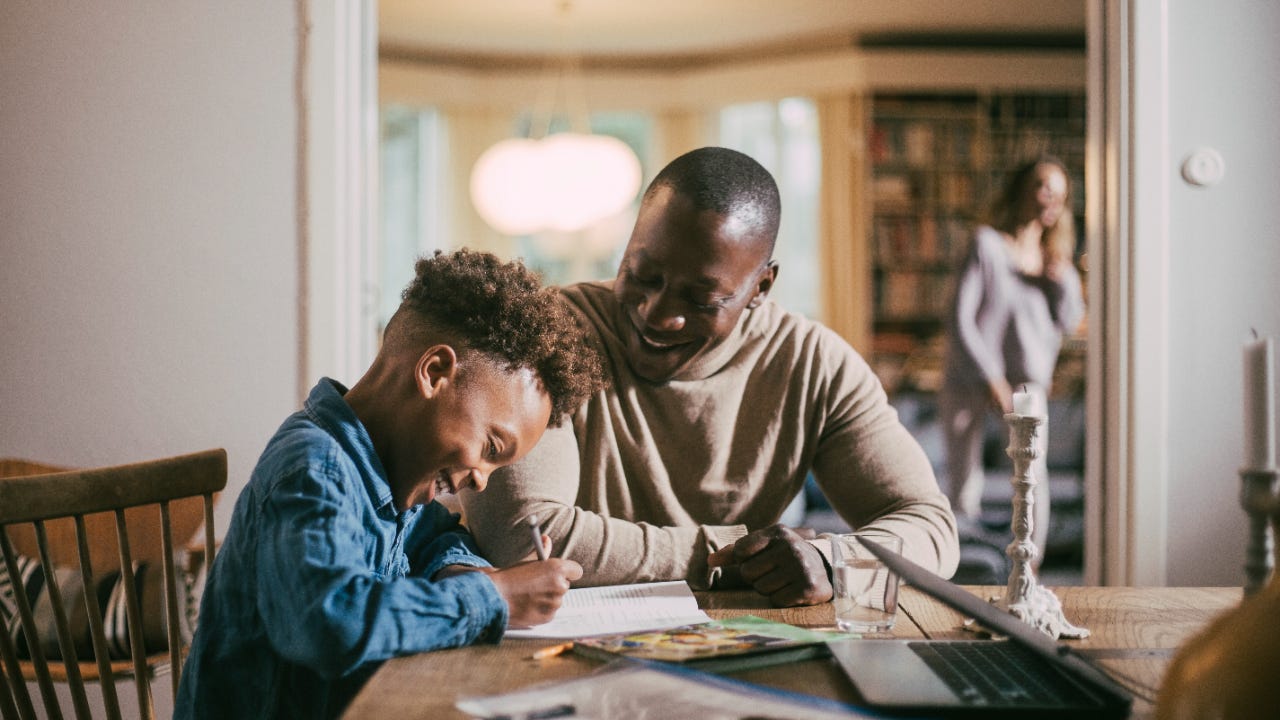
[1042, 261, 1085, 334]
[808, 338, 960, 579]
[458, 423, 746, 590]
[951, 230, 1005, 384]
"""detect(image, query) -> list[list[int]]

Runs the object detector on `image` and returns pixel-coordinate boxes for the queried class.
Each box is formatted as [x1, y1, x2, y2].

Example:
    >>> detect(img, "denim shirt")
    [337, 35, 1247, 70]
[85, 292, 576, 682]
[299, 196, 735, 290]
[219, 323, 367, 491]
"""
[175, 379, 507, 719]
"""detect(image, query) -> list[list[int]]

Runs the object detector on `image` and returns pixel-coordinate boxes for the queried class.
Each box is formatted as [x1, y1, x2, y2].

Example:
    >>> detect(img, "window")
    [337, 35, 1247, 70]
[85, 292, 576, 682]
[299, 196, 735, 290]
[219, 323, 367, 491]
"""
[717, 98, 822, 320]
[377, 101, 820, 332]
[379, 105, 449, 330]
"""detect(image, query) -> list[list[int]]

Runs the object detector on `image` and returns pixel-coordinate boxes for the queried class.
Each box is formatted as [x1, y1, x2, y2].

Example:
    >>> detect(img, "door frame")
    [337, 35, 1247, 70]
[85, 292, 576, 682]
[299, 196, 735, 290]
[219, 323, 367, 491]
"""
[313, 0, 1172, 586]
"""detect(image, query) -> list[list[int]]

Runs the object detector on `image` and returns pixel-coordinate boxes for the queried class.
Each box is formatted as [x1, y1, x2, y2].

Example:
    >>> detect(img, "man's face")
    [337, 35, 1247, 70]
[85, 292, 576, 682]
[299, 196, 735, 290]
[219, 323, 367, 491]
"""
[613, 186, 776, 383]
[391, 356, 551, 511]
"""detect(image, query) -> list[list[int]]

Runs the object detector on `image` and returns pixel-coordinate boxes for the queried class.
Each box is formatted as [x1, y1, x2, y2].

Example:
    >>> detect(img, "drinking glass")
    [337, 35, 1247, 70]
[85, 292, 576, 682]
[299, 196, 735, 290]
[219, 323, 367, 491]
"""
[830, 534, 902, 633]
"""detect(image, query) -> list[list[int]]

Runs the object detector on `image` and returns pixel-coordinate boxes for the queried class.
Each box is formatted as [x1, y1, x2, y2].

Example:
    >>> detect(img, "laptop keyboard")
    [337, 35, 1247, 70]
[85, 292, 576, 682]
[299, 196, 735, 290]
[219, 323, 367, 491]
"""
[908, 641, 1083, 707]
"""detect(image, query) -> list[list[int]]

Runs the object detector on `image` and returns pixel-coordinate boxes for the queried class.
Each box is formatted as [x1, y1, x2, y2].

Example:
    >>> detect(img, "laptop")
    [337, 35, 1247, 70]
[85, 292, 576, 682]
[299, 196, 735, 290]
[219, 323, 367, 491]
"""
[827, 538, 1133, 718]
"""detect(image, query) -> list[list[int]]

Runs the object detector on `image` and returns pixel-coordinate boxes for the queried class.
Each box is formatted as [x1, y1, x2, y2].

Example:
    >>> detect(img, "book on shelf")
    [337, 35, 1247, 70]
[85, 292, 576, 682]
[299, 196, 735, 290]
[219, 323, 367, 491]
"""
[871, 173, 914, 208]
[570, 615, 841, 674]
[938, 170, 974, 210]
[875, 214, 974, 268]
[917, 215, 939, 262]
[903, 122, 935, 165]
[878, 270, 954, 320]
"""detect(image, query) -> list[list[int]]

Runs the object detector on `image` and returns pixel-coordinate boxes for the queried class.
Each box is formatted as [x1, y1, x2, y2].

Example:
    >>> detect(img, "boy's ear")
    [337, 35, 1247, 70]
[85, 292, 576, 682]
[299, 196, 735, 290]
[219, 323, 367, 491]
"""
[415, 345, 459, 399]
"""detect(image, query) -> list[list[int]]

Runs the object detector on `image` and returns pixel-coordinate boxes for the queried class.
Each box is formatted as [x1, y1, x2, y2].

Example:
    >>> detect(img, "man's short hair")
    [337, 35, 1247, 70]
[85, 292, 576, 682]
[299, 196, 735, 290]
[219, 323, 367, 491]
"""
[645, 147, 782, 253]
[388, 249, 603, 424]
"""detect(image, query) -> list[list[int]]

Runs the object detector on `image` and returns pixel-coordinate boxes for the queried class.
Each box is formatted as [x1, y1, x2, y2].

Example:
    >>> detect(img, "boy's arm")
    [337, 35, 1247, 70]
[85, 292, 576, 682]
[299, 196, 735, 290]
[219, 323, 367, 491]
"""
[403, 500, 493, 578]
[255, 468, 507, 680]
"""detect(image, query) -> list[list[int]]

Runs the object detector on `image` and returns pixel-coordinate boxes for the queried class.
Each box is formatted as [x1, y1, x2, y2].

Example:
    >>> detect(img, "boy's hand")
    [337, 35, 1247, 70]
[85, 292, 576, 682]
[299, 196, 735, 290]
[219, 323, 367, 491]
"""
[488, 558, 583, 628]
[707, 524, 832, 607]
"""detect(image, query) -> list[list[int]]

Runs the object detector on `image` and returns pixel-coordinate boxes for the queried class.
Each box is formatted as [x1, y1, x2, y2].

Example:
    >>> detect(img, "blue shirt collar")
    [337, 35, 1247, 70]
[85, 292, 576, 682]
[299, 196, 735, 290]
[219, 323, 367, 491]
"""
[302, 378, 404, 518]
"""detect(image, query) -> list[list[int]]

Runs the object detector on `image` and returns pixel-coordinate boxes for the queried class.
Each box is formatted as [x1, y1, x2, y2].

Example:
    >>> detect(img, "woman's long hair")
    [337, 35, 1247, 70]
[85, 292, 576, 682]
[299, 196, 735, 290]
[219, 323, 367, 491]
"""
[987, 155, 1076, 267]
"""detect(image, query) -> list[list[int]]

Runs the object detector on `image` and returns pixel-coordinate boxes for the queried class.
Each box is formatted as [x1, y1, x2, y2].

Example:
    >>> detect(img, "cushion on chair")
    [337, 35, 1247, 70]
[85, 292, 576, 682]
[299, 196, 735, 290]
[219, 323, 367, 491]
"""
[950, 515, 1011, 586]
[952, 536, 1010, 586]
[1, 551, 196, 661]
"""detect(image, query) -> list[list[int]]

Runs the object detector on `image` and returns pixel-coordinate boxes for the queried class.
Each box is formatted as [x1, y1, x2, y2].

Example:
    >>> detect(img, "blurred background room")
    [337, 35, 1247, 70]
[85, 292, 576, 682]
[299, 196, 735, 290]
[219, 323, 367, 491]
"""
[375, 0, 1090, 584]
[4, 0, 1278, 597]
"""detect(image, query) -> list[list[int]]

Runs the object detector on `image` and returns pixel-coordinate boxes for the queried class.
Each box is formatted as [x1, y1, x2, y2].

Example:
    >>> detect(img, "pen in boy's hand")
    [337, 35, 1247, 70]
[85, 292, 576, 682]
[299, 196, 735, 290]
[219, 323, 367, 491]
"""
[483, 703, 576, 720]
[528, 515, 549, 561]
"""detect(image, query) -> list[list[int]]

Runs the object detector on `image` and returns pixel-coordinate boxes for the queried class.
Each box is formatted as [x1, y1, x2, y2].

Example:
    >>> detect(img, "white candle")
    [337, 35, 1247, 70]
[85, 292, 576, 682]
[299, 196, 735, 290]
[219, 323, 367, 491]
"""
[1243, 334, 1275, 470]
[1012, 384, 1045, 418]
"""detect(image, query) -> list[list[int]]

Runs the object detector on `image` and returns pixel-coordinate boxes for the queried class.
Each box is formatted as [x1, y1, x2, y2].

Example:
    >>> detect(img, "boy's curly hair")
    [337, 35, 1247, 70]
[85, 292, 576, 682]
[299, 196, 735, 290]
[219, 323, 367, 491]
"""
[393, 249, 603, 424]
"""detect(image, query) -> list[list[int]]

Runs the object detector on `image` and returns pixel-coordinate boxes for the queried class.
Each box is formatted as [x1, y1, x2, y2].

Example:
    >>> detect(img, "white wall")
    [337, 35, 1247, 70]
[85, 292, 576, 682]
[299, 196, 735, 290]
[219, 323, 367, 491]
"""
[1161, 0, 1280, 584]
[0, 2, 300, 536]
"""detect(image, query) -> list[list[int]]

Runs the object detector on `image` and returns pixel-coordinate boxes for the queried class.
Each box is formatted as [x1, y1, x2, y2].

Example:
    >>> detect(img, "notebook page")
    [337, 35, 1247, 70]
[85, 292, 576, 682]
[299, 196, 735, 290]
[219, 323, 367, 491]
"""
[504, 580, 712, 639]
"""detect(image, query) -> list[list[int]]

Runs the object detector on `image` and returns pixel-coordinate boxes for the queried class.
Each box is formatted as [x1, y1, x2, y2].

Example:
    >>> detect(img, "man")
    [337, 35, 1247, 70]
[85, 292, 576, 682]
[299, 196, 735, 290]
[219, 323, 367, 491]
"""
[176, 250, 602, 719]
[460, 147, 959, 608]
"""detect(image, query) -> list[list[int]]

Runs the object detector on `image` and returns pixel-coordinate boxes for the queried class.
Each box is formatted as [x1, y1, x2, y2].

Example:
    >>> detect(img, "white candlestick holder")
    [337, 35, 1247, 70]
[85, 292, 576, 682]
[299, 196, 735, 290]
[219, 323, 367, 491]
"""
[994, 411, 1090, 639]
[1239, 466, 1278, 595]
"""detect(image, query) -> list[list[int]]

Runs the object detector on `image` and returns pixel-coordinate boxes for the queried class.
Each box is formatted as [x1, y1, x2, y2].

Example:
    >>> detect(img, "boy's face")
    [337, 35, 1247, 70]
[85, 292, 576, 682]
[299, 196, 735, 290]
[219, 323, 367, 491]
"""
[390, 355, 551, 511]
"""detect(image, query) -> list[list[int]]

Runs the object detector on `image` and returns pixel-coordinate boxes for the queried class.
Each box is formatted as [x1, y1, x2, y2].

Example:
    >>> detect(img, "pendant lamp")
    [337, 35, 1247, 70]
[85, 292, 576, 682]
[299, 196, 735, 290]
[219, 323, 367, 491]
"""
[469, 3, 642, 237]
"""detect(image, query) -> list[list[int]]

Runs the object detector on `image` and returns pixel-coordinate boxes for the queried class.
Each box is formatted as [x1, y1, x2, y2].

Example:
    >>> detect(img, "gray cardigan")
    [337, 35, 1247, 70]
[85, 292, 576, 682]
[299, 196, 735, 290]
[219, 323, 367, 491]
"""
[943, 225, 1085, 389]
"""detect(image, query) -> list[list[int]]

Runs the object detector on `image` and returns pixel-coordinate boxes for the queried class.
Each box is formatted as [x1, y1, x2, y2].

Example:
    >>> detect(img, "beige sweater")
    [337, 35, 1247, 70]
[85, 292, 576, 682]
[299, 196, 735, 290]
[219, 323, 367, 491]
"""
[460, 281, 959, 589]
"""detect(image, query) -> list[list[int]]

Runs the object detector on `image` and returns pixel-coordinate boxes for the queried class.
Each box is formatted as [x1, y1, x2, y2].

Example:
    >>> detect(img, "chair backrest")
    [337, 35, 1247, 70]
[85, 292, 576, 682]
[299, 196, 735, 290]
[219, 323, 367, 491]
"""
[0, 449, 227, 720]
[1, 459, 212, 578]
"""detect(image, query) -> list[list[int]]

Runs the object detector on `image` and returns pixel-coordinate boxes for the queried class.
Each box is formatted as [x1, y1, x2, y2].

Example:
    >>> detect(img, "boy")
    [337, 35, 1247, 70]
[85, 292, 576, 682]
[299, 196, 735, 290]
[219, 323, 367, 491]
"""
[176, 249, 602, 718]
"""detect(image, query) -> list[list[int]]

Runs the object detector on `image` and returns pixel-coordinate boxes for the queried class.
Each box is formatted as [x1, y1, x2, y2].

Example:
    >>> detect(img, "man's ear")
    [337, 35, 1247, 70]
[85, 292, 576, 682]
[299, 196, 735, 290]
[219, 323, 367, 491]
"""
[415, 345, 459, 399]
[746, 260, 779, 309]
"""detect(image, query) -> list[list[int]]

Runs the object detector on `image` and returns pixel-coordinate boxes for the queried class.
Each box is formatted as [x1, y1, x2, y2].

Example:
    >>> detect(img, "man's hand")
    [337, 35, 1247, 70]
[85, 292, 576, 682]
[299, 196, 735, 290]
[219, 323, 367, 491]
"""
[487, 558, 583, 628]
[706, 524, 832, 607]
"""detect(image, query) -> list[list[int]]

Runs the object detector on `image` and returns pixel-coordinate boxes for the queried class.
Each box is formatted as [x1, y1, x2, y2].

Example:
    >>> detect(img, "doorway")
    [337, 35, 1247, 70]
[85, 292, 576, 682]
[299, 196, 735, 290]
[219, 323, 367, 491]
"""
[326, 0, 1175, 587]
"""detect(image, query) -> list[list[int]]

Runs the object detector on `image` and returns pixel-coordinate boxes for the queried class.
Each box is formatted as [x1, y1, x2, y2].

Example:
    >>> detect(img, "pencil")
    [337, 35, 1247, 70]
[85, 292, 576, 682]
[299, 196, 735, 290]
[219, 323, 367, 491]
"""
[529, 642, 573, 660]
[529, 514, 549, 561]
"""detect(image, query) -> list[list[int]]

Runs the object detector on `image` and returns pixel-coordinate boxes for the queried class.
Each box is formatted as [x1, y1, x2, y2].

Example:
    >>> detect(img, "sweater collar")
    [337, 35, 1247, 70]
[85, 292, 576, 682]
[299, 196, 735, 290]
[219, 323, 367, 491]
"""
[565, 281, 758, 384]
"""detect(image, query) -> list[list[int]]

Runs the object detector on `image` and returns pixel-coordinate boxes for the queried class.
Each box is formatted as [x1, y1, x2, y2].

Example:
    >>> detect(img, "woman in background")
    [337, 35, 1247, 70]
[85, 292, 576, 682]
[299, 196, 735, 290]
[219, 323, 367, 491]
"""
[939, 156, 1085, 560]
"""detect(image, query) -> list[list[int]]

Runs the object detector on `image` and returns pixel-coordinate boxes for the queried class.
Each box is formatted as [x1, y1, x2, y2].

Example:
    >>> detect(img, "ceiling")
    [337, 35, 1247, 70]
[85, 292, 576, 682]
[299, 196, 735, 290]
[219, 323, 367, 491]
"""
[379, 1, 1087, 69]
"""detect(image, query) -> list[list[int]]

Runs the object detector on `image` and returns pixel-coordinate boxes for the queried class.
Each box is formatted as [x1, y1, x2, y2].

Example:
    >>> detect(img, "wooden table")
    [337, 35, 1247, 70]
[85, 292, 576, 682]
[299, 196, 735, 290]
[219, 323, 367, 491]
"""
[342, 585, 1240, 719]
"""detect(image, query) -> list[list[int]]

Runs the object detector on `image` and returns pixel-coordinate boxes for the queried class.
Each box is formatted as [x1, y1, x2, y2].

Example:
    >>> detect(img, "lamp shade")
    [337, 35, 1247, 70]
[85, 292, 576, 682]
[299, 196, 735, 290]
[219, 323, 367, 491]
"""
[470, 132, 641, 235]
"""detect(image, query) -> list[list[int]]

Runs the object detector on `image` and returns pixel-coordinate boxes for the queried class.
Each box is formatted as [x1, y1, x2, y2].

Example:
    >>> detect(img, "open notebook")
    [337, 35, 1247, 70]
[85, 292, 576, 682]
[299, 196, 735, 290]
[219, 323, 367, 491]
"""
[503, 580, 711, 639]
[828, 539, 1133, 718]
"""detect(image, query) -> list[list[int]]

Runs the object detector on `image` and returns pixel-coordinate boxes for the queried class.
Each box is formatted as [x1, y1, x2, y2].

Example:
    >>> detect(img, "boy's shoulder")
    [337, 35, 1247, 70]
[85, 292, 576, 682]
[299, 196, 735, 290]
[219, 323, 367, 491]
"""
[250, 415, 359, 501]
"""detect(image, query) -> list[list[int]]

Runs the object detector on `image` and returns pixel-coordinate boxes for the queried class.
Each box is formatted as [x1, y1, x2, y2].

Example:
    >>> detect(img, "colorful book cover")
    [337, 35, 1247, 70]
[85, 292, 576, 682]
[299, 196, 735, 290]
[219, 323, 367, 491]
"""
[571, 615, 842, 672]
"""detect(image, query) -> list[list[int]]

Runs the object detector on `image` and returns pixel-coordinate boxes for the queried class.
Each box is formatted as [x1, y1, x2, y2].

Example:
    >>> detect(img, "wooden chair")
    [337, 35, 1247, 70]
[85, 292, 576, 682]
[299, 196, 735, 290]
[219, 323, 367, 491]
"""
[0, 450, 226, 720]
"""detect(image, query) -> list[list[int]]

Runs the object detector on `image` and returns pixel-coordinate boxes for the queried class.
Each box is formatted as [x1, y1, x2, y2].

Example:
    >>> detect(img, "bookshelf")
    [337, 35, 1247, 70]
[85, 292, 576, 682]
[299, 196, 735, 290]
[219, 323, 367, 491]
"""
[867, 91, 1087, 397]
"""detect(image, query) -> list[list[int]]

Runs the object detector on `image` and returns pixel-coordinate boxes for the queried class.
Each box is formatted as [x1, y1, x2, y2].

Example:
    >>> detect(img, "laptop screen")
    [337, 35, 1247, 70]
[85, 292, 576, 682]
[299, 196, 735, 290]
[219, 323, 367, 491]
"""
[856, 536, 1133, 707]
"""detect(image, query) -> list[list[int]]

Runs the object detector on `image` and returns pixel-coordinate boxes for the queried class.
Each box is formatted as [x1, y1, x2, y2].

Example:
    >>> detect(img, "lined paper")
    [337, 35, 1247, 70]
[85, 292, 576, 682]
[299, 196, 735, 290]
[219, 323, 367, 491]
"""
[504, 580, 711, 639]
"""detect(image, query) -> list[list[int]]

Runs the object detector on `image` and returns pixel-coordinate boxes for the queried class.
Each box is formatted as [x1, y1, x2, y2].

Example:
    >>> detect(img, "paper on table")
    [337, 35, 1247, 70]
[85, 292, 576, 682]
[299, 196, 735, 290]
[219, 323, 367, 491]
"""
[504, 581, 712, 639]
[456, 661, 879, 719]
